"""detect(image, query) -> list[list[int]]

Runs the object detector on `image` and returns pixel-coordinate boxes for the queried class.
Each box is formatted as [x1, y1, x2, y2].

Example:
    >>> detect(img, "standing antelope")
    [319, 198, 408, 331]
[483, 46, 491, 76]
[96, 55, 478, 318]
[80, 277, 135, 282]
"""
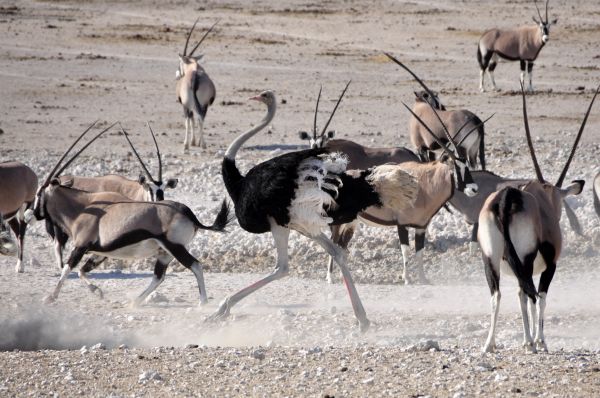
[477, 0, 557, 92]
[176, 19, 218, 151]
[385, 53, 488, 170]
[213, 85, 419, 332]
[479, 84, 597, 353]
[25, 123, 231, 305]
[0, 161, 38, 272]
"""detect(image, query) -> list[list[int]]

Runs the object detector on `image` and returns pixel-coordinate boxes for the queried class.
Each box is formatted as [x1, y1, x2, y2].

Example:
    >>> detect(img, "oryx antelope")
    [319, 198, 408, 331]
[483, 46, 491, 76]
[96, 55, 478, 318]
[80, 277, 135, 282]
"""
[478, 84, 597, 353]
[53, 125, 180, 294]
[385, 53, 488, 170]
[477, 0, 557, 92]
[0, 161, 38, 272]
[214, 85, 419, 332]
[25, 122, 231, 305]
[176, 19, 218, 150]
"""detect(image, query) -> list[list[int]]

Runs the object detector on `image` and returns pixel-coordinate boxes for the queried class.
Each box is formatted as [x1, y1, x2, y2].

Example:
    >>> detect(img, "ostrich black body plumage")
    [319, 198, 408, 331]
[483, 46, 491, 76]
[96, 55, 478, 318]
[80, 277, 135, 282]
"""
[327, 170, 382, 225]
[223, 148, 329, 233]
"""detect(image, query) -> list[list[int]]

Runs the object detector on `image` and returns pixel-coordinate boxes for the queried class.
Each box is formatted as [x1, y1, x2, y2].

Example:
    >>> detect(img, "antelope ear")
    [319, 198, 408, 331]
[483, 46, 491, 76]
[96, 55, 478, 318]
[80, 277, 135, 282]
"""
[50, 178, 61, 186]
[562, 180, 585, 197]
[192, 54, 204, 62]
[299, 131, 310, 140]
[138, 174, 147, 184]
[166, 178, 179, 189]
[61, 177, 74, 187]
[551, 18, 558, 25]
[327, 130, 336, 138]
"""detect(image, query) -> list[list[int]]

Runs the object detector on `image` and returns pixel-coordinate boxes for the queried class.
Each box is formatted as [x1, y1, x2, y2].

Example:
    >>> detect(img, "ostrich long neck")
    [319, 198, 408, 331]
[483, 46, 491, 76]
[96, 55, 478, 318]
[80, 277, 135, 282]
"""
[225, 101, 277, 160]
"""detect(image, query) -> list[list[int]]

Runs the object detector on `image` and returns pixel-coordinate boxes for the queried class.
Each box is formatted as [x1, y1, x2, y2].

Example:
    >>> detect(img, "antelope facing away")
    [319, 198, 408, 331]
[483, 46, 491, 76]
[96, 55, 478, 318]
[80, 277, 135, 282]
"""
[176, 19, 218, 150]
[479, 84, 597, 353]
[478, 0, 557, 92]
[385, 53, 488, 170]
[54, 125, 180, 296]
[25, 122, 231, 305]
[0, 161, 38, 272]
[214, 85, 420, 332]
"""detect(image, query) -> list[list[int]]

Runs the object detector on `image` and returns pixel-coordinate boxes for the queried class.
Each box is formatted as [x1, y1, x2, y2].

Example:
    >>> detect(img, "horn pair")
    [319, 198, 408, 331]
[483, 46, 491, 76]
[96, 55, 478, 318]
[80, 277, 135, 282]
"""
[120, 123, 163, 184]
[534, 0, 549, 24]
[385, 53, 463, 154]
[182, 18, 219, 57]
[42, 121, 118, 188]
[312, 81, 351, 141]
[521, 82, 599, 187]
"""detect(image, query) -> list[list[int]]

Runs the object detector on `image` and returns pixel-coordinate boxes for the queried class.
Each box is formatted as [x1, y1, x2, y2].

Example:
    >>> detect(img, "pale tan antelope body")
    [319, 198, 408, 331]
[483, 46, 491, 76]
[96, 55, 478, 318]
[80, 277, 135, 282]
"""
[477, 1, 557, 92]
[0, 161, 38, 272]
[176, 20, 218, 150]
[478, 84, 597, 353]
[26, 123, 231, 305]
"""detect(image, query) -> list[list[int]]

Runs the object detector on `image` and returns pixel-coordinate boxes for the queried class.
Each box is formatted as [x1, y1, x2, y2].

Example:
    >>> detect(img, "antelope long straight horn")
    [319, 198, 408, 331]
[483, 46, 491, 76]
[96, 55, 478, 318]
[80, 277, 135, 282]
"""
[147, 122, 162, 182]
[555, 84, 600, 187]
[189, 19, 220, 56]
[43, 120, 99, 187]
[313, 85, 323, 139]
[319, 80, 351, 137]
[384, 52, 458, 149]
[520, 82, 545, 183]
[534, 0, 544, 22]
[456, 113, 495, 147]
[52, 122, 118, 182]
[183, 17, 200, 56]
[121, 124, 155, 184]
[545, 0, 549, 23]
[401, 102, 455, 160]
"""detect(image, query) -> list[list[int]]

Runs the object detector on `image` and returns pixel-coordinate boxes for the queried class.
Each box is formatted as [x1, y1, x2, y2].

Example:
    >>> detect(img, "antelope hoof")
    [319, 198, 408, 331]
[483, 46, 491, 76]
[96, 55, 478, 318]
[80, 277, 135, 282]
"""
[43, 295, 56, 304]
[89, 285, 104, 299]
[482, 342, 496, 353]
[523, 341, 537, 354]
[15, 262, 24, 273]
[479, 87, 485, 93]
[535, 340, 548, 353]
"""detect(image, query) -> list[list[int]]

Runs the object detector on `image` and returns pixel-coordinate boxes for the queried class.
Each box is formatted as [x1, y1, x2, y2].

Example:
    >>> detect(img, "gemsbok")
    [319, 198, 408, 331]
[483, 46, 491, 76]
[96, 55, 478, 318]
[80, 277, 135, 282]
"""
[0, 161, 38, 272]
[25, 122, 231, 305]
[385, 53, 488, 169]
[477, 0, 557, 92]
[176, 19, 218, 150]
[478, 84, 597, 353]
[213, 84, 422, 331]
[593, 172, 600, 218]
[54, 124, 180, 293]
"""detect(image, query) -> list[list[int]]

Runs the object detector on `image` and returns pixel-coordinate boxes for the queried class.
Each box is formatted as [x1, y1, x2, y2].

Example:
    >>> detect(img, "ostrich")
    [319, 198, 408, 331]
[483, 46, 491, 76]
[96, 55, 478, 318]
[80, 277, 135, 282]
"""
[212, 85, 420, 331]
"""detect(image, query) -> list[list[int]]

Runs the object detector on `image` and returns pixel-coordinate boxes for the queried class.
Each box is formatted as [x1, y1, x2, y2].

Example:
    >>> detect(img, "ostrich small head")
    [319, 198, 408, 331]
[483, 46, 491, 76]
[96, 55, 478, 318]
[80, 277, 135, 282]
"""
[249, 90, 276, 107]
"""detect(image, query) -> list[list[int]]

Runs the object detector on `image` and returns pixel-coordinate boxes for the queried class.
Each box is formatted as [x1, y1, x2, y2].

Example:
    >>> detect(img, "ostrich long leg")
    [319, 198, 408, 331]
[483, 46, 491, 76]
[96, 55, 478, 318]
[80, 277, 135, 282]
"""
[208, 224, 290, 320]
[311, 232, 370, 332]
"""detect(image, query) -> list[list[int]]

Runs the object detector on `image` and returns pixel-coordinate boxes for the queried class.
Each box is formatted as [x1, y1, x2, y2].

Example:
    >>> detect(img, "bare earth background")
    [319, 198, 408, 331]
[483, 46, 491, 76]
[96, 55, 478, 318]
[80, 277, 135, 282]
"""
[1, 0, 600, 396]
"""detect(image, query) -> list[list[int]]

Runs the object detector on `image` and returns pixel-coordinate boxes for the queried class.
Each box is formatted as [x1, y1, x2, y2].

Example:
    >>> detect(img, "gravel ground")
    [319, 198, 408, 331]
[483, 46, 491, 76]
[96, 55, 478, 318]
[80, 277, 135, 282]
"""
[1, 0, 600, 396]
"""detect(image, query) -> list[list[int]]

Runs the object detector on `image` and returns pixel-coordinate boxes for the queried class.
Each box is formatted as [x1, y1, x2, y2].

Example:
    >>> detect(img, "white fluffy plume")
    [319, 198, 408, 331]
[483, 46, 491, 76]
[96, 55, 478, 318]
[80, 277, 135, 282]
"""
[366, 165, 418, 210]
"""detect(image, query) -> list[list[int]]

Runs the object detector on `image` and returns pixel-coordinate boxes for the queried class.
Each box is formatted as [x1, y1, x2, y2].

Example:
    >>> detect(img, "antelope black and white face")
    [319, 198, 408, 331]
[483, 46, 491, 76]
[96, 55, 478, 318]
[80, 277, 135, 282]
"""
[414, 90, 445, 111]
[443, 154, 478, 197]
[138, 175, 178, 202]
[299, 130, 335, 149]
[27, 181, 60, 224]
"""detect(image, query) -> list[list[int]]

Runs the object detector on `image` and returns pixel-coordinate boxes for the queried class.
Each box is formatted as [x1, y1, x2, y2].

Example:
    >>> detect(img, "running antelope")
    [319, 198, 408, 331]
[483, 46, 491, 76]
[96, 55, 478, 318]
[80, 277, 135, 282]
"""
[477, 0, 557, 92]
[385, 53, 488, 169]
[0, 161, 38, 272]
[53, 125, 179, 292]
[479, 84, 597, 353]
[176, 19, 218, 150]
[25, 122, 231, 305]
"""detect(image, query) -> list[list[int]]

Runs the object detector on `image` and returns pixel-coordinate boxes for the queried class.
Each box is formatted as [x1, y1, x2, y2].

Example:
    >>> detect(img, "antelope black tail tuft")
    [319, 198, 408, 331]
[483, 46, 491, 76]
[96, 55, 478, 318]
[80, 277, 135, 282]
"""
[194, 200, 234, 232]
[477, 46, 484, 70]
[495, 187, 538, 302]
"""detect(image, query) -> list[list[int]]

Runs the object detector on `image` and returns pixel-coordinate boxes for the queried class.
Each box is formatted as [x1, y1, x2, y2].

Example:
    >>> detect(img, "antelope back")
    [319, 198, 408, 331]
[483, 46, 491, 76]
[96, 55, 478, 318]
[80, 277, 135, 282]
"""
[0, 162, 38, 216]
[325, 139, 419, 170]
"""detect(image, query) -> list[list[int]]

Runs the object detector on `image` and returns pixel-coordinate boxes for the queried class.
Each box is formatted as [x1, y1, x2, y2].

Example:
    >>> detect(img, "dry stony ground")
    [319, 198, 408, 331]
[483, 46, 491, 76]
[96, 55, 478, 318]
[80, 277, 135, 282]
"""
[1, 0, 600, 396]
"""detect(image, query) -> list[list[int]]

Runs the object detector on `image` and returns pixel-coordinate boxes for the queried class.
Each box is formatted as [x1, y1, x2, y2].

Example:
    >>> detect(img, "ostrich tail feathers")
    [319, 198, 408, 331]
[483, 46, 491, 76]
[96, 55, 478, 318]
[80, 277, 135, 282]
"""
[367, 165, 419, 210]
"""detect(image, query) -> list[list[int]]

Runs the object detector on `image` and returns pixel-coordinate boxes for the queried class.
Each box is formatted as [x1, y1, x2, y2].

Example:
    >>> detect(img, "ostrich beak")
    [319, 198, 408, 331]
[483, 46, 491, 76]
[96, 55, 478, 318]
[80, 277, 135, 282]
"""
[248, 95, 262, 102]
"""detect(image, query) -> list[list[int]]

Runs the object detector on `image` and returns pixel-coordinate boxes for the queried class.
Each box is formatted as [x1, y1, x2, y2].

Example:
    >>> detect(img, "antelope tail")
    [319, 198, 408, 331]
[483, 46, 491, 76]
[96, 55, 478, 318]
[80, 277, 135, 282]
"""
[594, 182, 600, 218]
[476, 116, 486, 170]
[476, 45, 484, 70]
[192, 200, 234, 232]
[191, 72, 206, 121]
[495, 188, 538, 302]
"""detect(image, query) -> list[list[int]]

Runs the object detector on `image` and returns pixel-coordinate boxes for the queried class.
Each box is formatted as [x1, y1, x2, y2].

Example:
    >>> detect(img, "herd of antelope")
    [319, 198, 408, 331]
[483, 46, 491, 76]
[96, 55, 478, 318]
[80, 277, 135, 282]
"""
[1, 0, 599, 353]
